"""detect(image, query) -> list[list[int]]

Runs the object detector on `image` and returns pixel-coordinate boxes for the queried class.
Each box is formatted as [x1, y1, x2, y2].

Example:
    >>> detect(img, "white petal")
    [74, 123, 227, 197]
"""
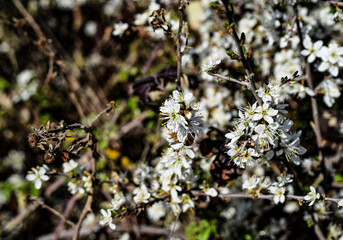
[255, 124, 265, 134]
[109, 223, 116, 230]
[34, 180, 42, 189]
[26, 174, 36, 181]
[308, 54, 315, 63]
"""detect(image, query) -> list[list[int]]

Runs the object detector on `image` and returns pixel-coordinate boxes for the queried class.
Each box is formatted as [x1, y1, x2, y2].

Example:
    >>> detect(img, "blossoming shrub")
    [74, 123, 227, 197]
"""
[1, 0, 343, 239]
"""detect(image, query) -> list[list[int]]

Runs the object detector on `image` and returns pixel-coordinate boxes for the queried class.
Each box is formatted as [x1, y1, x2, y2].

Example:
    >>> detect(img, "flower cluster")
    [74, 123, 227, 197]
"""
[242, 174, 293, 205]
[226, 83, 306, 168]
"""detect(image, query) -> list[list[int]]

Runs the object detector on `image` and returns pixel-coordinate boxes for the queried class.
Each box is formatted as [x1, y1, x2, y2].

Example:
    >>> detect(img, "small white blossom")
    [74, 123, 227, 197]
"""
[82, 175, 92, 193]
[110, 192, 126, 210]
[26, 165, 50, 189]
[318, 78, 342, 107]
[147, 202, 166, 222]
[133, 184, 151, 204]
[269, 185, 286, 204]
[62, 159, 78, 174]
[253, 103, 278, 124]
[67, 181, 85, 195]
[300, 35, 323, 63]
[304, 186, 320, 206]
[200, 55, 221, 72]
[181, 194, 195, 212]
[242, 176, 261, 190]
[99, 209, 116, 230]
[112, 22, 129, 36]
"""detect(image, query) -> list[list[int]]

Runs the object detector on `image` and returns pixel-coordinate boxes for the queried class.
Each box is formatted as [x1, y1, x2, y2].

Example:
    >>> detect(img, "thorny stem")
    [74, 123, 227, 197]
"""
[221, 0, 262, 105]
[293, 5, 328, 191]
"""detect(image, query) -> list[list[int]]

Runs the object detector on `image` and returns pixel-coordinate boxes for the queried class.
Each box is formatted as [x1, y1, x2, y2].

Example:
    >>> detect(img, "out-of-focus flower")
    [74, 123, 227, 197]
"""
[112, 22, 129, 36]
[147, 201, 166, 222]
[133, 184, 151, 203]
[62, 159, 78, 174]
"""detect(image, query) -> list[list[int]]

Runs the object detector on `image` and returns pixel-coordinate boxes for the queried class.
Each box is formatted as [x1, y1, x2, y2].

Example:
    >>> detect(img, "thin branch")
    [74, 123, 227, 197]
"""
[37, 224, 186, 240]
[190, 191, 342, 204]
[89, 101, 116, 126]
[72, 158, 95, 240]
[176, 1, 186, 89]
[209, 73, 249, 86]
[220, 0, 262, 105]
[293, 5, 328, 191]
[168, 211, 181, 240]
[292, 75, 307, 82]
[11, 0, 44, 39]
[328, 1, 343, 7]
[40, 202, 75, 228]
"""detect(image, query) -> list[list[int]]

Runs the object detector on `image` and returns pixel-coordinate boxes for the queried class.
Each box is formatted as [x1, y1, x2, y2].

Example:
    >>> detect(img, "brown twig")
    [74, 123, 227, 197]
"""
[190, 191, 342, 204]
[293, 5, 328, 191]
[220, 0, 262, 105]
[328, 1, 343, 7]
[176, 1, 186, 89]
[37, 224, 186, 240]
[72, 158, 95, 240]
[11, 0, 44, 39]
[40, 202, 75, 228]
[209, 73, 248, 86]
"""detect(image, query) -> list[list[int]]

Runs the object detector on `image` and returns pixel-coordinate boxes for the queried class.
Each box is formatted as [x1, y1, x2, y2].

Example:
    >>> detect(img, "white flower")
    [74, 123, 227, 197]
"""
[133, 184, 151, 203]
[110, 192, 126, 210]
[99, 209, 116, 230]
[82, 175, 92, 193]
[304, 186, 320, 206]
[181, 194, 195, 212]
[269, 185, 286, 204]
[300, 35, 323, 63]
[67, 181, 85, 195]
[318, 42, 343, 77]
[26, 166, 50, 189]
[338, 199, 343, 207]
[134, 12, 149, 25]
[205, 188, 218, 197]
[112, 22, 129, 36]
[318, 78, 342, 107]
[200, 55, 221, 72]
[253, 103, 278, 124]
[242, 176, 261, 190]
[200, 182, 218, 197]
[147, 201, 166, 222]
[62, 159, 78, 174]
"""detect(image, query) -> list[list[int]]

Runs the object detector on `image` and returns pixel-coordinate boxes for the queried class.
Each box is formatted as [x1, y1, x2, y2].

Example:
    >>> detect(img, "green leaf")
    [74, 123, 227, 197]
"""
[222, 21, 229, 28]
[210, 2, 221, 10]
[242, 45, 247, 56]
[226, 49, 239, 60]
